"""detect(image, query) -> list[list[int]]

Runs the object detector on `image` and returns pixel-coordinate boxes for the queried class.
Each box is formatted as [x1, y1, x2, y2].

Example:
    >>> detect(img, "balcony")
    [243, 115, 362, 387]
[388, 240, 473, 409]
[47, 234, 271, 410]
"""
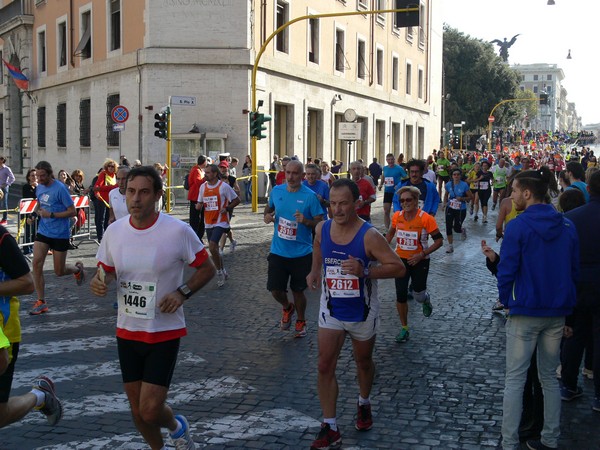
[0, 0, 34, 31]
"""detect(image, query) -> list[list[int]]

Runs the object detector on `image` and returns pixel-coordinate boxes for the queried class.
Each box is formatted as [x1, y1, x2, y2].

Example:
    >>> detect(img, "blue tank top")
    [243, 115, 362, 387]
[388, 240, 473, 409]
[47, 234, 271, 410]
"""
[320, 220, 378, 322]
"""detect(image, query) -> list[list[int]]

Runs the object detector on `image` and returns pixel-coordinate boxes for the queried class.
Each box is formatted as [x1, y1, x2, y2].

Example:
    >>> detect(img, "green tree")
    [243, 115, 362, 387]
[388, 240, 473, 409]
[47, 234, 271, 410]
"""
[443, 26, 520, 133]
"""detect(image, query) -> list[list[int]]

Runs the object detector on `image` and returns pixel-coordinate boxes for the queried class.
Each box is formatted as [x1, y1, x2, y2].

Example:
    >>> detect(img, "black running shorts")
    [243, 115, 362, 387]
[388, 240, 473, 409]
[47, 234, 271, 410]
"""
[117, 337, 180, 387]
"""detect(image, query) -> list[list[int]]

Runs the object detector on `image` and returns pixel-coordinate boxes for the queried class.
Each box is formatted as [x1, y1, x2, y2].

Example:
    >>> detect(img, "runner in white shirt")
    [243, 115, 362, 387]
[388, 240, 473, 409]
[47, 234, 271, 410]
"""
[91, 166, 216, 450]
[108, 166, 130, 224]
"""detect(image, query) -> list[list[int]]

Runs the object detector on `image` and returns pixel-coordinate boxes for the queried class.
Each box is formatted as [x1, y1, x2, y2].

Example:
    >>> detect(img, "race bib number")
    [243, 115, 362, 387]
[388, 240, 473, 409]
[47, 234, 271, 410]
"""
[325, 266, 360, 298]
[396, 230, 419, 251]
[479, 181, 489, 190]
[449, 198, 461, 210]
[277, 217, 298, 240]
[384, 177, 394, 187]
[204, 195, 219, 211]
[118, 281, 157, 320]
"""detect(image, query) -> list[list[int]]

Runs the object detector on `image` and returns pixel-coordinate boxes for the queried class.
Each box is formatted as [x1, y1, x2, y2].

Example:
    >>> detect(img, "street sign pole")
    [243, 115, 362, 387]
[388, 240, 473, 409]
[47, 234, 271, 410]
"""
[166, 97, 173, 213]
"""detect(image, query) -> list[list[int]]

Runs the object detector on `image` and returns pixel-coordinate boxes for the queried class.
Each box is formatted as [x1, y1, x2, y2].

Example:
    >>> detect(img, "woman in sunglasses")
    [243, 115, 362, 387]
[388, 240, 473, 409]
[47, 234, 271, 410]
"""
[386, 186, 444, 344]
[444, 168, 474, 253]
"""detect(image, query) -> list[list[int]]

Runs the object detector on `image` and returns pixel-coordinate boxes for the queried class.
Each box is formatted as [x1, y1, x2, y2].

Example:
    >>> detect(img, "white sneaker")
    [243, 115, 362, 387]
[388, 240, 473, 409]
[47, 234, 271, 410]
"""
[461, 228, 467, 240]
[217, 270, 225, 287]
[230, 240, 237, 253]
[445, 245, 454, 254]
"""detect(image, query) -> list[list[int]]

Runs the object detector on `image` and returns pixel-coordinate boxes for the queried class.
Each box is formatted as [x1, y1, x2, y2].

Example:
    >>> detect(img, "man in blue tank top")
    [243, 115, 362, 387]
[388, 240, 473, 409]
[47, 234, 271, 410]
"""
[307, 178, 405, 450]
[264, 160, 324, 338]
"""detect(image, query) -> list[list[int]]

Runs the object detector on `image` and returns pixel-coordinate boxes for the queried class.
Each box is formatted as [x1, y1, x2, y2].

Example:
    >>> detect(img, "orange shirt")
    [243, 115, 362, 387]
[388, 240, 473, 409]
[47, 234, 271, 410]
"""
[391, 209, 439, 259]
[199, 180, 237, 227]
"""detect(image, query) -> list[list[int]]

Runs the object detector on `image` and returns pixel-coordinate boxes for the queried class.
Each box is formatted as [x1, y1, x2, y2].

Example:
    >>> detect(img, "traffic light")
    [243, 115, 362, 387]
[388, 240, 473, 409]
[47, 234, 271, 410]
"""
[539, 93, 549, 105]
[452, 134, 460, 149]
[154, 108, 170, 140]
[394, 0, 420, 28]
[249, 111, 272, 140]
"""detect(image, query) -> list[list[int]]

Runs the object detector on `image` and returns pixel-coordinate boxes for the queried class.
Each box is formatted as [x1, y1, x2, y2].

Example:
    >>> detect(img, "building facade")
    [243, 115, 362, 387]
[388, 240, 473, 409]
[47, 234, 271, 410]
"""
[0, 0, 442, 198]
[513, 63, 581, 133]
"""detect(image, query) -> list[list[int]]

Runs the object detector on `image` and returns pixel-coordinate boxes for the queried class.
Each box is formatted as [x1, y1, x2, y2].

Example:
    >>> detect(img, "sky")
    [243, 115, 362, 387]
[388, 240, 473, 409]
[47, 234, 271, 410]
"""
[441, 0, 600, 126]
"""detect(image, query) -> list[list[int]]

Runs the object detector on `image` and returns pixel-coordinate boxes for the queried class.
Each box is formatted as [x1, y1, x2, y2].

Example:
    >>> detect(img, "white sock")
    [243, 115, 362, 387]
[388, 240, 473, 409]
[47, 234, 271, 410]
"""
[358, 395, 370, 406]
[31, 389, 45, 407]
[324, 417, 337, 431]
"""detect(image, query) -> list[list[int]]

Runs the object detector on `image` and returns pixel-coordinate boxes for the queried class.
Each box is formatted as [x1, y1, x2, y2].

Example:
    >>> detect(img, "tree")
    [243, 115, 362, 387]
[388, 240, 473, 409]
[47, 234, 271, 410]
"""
[443, 26, 520, 133]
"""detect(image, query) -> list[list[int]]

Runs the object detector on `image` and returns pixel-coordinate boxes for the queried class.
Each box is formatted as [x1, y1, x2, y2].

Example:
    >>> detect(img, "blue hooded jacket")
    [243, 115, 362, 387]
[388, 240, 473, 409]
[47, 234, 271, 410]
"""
[497, 203, 579, 317]
[392, 178, 440, 215]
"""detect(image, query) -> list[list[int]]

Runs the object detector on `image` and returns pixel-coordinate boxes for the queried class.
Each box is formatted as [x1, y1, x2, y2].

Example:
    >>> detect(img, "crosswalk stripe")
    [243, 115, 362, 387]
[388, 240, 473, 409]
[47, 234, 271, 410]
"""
[19, 303, 103, 317]
[17, 335, 116, 358]
[12, 352, 205, 388]
[21, 317, 113, 335]
[15, 376, 253, 428]
[37, 408, 320, 449]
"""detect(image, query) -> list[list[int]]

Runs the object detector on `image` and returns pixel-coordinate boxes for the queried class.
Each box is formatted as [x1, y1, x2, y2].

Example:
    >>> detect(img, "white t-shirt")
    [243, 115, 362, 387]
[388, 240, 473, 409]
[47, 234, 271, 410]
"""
[96, 213, 207, 343]
[109, 189, 128, 221]
[423, 169, 436, 184]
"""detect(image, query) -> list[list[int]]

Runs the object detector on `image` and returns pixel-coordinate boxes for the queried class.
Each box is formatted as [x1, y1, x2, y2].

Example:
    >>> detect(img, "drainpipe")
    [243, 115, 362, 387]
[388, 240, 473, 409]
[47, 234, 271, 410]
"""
[69, 0, 74, 67]
[369, 0, 374, 86]
[136, 49, 142, 162]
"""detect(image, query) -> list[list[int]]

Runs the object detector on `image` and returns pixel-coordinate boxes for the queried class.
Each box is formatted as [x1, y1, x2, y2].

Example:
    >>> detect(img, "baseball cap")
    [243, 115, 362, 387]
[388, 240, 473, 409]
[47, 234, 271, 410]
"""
[219, 161, 229, 168]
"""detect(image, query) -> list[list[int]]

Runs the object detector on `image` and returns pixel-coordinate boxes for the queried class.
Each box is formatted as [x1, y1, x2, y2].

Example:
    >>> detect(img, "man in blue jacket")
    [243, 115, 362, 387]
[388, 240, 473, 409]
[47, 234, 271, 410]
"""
[392, 159, 440, 215]
[497, 167, 579, 450]
[561, 170, 600, 412]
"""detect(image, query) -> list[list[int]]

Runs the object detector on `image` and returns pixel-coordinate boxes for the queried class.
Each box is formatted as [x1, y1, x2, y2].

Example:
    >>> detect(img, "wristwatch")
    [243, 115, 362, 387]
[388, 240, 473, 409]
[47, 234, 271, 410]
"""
[362, 266, 370, 278]
[177, 284, 192, 299]
[50, 212, 55, 219]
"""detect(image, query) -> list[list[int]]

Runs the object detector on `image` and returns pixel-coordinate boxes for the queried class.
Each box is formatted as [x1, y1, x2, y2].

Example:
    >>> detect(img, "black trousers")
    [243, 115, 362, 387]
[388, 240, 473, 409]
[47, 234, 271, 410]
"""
[189, 201, 205, 242]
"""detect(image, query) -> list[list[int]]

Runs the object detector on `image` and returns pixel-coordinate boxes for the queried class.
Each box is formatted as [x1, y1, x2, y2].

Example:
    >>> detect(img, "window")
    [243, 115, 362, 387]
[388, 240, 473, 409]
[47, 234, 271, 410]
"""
[533, 74, 539, 81]
[533, 86, 538, 93]
[109, 0, 121, 51]
[357, 0, 368, 10]
[357, 39, 366, 80]
[406, 63, 412, 95]
[37, 107, 46, 148]
[335, 29, 345, 72]
[80, 98, 91, 147]
[75, 10, 92, 59]
[308, 18, 319, 64]
[419, 3, 425, 46]
[106, 94, 120, 146]
[376, 0, 385, 24]
[392, 56, 399, 91]
[276, 1, 289, 53]
[546, 86, 552, 93]
[418, 68, 423, 99]
[376, 48, 383, 86]
[57, 103, 67, 148]
[547, 74, 552, 81]
[58, 21, 67, 68]
[38, 30, 47, 73]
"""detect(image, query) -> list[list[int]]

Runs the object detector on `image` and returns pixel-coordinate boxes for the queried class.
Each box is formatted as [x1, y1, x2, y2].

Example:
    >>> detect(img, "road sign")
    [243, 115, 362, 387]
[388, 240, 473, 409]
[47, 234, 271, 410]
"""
[488, 116, 495, 122]
[338, 122, 362, 141]
[111, 105, 129, 123]
[171, 96, 197, 106]
[112, 123, 125, 132]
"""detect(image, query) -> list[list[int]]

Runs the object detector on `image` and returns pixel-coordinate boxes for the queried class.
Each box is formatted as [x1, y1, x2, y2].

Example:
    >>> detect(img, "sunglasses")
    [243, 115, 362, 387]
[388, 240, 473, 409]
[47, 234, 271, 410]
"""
[400, 198, 414, 203]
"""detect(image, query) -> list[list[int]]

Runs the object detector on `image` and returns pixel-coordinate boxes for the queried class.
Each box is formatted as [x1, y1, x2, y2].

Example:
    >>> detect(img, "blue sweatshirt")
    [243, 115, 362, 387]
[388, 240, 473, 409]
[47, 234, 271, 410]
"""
[565, 195, 600, 284]
[497, 203, 579, 316]
[392, 178, 440, 214]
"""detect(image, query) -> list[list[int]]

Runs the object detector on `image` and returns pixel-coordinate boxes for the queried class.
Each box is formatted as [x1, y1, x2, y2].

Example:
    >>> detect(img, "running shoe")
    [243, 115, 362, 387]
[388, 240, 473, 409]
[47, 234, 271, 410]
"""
[0, 219, 7, 225]
[169, 415, 196, 450]
[29, 300, 48, 315]
[295, 319, 307, 338]
[32, 376, 63, 426]
[280, 303, 295, 330]
[582, 368, 594, 380]
[469, 205, 474, 215]
[422, 293, 433, 317]
[355, 403, 373, 431]
[461, 227, 467, 240]
[445, 245, 454, 254]
[483, 216, 488, 224]
[230, 240, 237, 253]
[474, 215, 478, 222]
[217, 270, 225, 288]
[593, 397, 600, 412]
[395, 328, 409, 343]
[310, 423, 342, 450]
[74, 261, 85, 286]
[560, 385, 583, 401]
[492, 300, 505, 311]
[492, 203, 496, 211]
[526, 440, 555, 450]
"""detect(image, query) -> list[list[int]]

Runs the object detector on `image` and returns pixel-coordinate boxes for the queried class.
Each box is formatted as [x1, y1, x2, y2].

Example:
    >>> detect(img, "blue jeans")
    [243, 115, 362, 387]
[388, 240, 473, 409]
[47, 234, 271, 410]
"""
[1, 185, 8, 220]
[502, 315, 564, 449]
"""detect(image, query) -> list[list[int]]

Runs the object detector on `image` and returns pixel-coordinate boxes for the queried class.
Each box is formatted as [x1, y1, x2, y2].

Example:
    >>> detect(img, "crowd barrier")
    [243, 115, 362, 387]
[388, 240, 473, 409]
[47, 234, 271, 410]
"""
[16, 195, 93, 251]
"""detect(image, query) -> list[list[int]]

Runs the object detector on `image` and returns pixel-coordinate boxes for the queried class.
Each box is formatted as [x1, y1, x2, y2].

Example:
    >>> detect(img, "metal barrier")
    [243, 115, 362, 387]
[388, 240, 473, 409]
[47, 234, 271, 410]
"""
[16, 196, 94, 250]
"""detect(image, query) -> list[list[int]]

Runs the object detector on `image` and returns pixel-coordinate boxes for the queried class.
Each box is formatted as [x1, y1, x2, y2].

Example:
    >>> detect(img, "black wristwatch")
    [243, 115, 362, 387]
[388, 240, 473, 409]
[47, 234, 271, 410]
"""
[50, 212, 55, 219]
[177, 284, 193, 299]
